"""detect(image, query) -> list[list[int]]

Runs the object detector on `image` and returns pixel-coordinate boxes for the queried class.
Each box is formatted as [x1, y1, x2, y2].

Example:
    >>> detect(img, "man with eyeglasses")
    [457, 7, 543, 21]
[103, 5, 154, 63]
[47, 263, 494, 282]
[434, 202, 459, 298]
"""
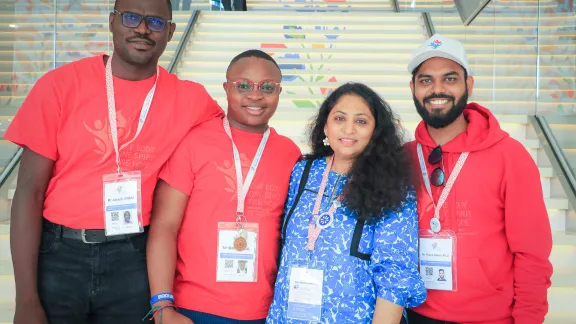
[6, 0, 222, 323]
[146, 49, 301, 323]
[404, 34, 553, 324]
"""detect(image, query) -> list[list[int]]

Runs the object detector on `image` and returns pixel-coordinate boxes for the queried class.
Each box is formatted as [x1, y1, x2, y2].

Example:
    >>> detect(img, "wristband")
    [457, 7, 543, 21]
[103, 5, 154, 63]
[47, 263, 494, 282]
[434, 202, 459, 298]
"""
[150, 292, 174, 306]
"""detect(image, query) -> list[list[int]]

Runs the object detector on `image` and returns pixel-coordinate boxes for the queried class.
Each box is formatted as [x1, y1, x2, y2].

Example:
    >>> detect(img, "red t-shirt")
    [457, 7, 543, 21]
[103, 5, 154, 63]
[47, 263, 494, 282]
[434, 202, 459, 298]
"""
[5, 54, 223, 229]
[159, 118, 301, 320]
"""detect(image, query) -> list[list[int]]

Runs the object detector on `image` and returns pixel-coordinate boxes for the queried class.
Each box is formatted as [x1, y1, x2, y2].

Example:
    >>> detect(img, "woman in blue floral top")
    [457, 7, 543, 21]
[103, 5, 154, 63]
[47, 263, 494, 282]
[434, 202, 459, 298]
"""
[266, 83, 426, 324]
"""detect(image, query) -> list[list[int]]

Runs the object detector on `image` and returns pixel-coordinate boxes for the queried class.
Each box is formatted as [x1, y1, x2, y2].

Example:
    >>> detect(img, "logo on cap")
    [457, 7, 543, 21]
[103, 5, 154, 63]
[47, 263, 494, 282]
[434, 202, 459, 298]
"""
[429, 39, 442, 49]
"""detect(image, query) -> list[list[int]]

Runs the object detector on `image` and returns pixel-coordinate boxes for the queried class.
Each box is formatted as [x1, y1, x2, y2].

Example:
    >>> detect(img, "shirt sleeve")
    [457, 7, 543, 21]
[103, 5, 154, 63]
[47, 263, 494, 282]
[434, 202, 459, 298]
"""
[159, 134, 195, 195]
[4, 71, 61, 160]
[504, 142, 552, 324]
[190, 85, 224, 128]
[371, 186, 427, 308]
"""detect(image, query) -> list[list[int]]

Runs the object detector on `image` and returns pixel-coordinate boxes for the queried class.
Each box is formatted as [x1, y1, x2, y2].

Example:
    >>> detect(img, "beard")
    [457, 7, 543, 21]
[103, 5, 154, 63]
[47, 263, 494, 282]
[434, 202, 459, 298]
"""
[414, 89, 469, 129]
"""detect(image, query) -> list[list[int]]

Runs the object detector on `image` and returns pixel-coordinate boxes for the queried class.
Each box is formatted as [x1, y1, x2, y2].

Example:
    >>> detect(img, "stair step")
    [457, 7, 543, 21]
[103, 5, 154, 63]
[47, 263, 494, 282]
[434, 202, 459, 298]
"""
[545, 312, 576, 324]
[201, 11, 415, 18]
[193, 85, 557, 102]
[248, 3, 395, 11]
[177, 59, 575, 70]
[548, 287, 576, 313]
[0, 297, 13, 323]
[179, 51, 576, 66]
[194, 25, 425, 33]
[551, 268, 576, 288]
[204, 94, 561, 114]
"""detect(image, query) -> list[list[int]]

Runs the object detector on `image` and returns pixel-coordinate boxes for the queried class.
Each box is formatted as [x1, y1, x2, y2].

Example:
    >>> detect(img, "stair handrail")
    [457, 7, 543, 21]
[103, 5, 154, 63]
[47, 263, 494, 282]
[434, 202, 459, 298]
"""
[168, 10, 202, 74]
[0, 147, 23, 189]
[421, 12, 435, 37]
[530, 115, 576, 211]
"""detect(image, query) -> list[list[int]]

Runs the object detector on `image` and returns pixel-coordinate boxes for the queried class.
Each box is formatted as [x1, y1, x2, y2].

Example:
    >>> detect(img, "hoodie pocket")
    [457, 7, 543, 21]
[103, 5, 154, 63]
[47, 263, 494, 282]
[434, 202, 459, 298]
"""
[459, 257, 500, 294]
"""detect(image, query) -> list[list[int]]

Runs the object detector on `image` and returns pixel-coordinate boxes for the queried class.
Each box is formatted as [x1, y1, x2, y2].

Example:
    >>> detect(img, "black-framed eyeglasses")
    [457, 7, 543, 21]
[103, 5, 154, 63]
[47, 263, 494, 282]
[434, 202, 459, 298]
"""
[227, 79, 281, 96]
[113, 9, 172, 32]
[428, 145, 445, 187]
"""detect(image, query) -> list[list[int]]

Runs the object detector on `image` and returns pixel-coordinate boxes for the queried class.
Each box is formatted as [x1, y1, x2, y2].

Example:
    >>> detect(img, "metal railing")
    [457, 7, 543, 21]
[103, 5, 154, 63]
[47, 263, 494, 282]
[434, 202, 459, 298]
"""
[168, 10, 201, 74]
[530, 116, 576, 211]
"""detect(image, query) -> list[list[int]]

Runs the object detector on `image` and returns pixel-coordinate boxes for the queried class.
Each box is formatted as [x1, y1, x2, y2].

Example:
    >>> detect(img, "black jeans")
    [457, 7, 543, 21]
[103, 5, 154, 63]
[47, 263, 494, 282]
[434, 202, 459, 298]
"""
[406, 309, 458, 324]
[37, 221, 150, 324]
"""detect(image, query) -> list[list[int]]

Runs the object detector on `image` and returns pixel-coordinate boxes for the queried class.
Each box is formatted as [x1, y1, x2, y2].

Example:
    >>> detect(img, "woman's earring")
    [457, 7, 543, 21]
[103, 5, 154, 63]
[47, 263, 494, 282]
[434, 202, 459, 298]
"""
[323, 137, 330, 146]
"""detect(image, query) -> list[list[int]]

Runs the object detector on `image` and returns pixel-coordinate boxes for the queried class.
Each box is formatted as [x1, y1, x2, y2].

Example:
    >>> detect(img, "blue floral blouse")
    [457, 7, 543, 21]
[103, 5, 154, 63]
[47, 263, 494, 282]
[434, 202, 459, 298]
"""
[266, 158, 426, 323]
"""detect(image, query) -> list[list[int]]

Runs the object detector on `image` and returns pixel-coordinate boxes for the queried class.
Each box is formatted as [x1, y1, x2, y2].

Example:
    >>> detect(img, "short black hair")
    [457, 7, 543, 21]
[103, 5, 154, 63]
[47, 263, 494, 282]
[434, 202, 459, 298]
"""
[411, 61, 468, 84]
[226, 49, 281, 75]
[114, 0, 173, 19]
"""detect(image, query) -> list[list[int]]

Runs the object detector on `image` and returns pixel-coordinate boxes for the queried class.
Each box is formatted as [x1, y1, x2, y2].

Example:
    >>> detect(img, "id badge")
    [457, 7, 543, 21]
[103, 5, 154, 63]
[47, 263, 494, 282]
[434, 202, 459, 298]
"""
[418, 229, 458, 291]
[287, 260, 326, 322]
[102, 171, 144, 236]
[216, 222, 259, 282]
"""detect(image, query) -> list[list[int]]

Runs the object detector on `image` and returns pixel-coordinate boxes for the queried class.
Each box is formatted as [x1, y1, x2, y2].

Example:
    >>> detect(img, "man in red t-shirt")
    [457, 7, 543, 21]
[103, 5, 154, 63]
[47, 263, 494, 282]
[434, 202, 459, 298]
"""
[147, 49, 301, 323]
[5, 0, 223, 323]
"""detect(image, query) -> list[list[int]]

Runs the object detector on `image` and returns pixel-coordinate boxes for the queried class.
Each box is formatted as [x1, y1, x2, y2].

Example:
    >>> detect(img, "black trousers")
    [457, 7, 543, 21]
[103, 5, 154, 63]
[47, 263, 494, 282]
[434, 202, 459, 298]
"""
[38, 220, 150, 324]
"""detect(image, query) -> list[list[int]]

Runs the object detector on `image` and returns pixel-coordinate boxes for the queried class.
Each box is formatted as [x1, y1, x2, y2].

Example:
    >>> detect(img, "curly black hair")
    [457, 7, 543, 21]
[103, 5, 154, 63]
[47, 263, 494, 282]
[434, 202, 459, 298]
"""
[305, 82, 412, 221]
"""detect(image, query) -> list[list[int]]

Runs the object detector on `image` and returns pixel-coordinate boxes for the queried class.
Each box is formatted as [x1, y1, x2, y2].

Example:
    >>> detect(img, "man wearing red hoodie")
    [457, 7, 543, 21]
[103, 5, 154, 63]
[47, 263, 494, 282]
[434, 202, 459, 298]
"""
[405, 34, 553, 324]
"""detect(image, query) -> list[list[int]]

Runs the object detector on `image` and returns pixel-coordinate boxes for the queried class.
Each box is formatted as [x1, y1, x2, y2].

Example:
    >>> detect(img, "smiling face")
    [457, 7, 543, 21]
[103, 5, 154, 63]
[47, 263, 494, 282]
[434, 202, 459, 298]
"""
[324, 94, 375, 162]
[410, 57, 474, 129]
[109, 0, 175, 68]
[223, 56, 282, 133]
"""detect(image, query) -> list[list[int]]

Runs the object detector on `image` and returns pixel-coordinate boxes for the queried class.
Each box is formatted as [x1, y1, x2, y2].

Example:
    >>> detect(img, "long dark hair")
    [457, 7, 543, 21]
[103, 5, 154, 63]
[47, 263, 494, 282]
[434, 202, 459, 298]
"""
[305, 82, 411, 221]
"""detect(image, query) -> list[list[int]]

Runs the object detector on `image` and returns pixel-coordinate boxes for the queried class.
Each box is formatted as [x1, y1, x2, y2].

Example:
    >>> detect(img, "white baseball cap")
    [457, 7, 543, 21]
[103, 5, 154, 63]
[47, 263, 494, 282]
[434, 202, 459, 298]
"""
[407, 34, 469, 75]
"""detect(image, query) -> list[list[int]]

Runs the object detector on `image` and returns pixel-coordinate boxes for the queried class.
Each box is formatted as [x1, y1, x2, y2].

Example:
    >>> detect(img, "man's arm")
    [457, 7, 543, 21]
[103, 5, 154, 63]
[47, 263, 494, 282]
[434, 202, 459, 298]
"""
[11, 148, 54, 318]
[504, 143, 553, 323]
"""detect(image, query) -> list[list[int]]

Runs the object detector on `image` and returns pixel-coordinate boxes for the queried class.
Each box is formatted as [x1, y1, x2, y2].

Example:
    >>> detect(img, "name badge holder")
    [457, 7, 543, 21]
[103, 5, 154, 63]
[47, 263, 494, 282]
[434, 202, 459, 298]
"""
[416, 143, 468, 292]
[216, 118, 269, 283]
[418, 229, 458, 291]
[287, 156, 340, 322]
[103, 172, 143, 236]
[102, 53, 158, 236]
[217, 222, 259, 282]
[287, 259, 326, 323]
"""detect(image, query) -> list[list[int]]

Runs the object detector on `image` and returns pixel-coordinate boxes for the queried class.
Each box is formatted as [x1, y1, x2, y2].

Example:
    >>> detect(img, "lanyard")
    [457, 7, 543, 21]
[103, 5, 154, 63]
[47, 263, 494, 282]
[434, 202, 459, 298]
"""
[222, 117, 270, 228]
[417, 143, 469, 230]
[105, 53, 159, 174]
[307, 156, 341, 251]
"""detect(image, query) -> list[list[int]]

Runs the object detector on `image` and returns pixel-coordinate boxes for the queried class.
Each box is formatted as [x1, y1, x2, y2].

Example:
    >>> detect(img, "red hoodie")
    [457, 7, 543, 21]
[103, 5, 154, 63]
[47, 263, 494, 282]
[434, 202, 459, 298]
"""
[406, 103, 553, 324]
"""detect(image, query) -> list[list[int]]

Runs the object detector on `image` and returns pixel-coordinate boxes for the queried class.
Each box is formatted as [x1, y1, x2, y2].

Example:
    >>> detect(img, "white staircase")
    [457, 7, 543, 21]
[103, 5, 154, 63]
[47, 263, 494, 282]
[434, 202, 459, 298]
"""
[173, 10, 576, 323]
[0, 224, 12, 323]
[0, 2, 573, 322]
[247, 0, 396, 11]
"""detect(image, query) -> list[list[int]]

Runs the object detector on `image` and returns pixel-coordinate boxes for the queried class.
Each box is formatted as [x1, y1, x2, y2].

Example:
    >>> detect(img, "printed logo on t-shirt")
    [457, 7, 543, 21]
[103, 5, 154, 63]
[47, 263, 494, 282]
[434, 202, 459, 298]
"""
[214, 155, 284, 214]
[84, 111, 157, 169]
[84, 110, 134, 163]
[214, 154, 250, 202]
